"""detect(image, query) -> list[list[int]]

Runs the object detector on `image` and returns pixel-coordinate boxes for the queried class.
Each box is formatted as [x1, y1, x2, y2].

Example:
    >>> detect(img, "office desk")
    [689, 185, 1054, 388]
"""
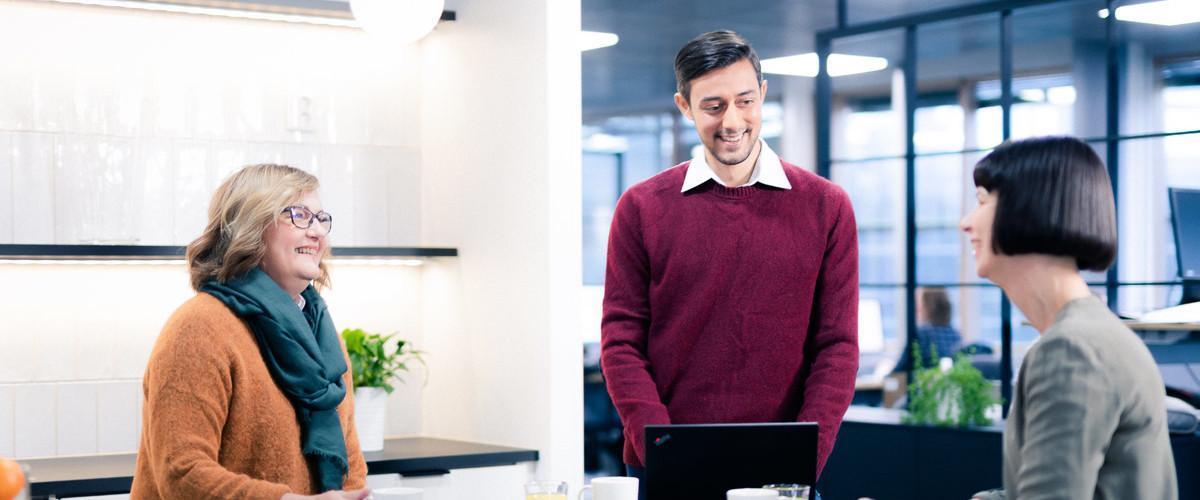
[819, 407, 1200, 500]
[19, 437, 538, 499]
[1125, 321, 1200, 365]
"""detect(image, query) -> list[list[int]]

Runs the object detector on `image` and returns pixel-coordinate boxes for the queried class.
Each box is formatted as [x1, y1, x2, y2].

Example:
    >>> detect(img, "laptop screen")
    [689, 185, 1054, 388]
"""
[645, 422, 818, 498]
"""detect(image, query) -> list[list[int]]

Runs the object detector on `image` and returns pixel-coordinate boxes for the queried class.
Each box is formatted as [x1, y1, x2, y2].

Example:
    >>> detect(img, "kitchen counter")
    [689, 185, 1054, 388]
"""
[19, 437, 538, 499]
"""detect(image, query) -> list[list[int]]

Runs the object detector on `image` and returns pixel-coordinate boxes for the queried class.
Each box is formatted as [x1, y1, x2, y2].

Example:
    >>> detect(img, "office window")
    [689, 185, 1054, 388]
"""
[975, 75, 1076, 147]
[581, 114, 674, 285]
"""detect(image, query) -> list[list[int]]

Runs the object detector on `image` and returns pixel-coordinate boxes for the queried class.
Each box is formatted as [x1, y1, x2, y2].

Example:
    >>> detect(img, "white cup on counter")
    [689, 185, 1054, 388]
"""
[371, 486, 423, 499]
[577, 476, 638, 500]
[727, 488, 780, 499]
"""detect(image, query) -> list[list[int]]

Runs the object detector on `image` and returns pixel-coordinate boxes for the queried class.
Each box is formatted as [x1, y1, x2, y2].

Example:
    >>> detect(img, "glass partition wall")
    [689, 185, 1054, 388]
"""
[817, 0, 1200, 414]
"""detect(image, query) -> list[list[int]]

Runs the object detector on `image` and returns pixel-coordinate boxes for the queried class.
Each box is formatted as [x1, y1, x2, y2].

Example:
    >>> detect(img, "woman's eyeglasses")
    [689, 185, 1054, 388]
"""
[282, 205, 333, 234]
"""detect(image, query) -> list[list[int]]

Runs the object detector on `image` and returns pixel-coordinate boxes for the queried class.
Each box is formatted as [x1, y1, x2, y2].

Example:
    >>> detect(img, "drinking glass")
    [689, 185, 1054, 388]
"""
[763, 483, 811, 499]
[525, 480, 568, 500]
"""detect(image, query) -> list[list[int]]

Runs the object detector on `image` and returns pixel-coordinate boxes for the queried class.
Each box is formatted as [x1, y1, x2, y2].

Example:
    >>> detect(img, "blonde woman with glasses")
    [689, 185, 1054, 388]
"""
[131, 164, 369, 500]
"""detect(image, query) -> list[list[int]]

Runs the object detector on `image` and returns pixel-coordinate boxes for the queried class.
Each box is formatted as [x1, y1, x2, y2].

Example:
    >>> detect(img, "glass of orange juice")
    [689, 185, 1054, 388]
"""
[525, 480, 568, 500]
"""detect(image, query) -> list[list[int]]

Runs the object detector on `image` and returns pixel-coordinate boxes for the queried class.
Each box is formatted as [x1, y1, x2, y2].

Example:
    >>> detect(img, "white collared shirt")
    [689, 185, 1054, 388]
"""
[680, 140, 792, 193]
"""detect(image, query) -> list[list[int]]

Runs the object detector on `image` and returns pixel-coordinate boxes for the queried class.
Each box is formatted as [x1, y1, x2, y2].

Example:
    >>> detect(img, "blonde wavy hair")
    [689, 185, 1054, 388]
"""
[186, 164, 331, 291]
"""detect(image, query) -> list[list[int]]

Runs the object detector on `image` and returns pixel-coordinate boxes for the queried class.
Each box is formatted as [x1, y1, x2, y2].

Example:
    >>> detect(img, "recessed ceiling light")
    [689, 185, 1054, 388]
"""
[761, 53, 889, 78]
[1098, 1, 1200, 27]
[581, 31, 619, 51]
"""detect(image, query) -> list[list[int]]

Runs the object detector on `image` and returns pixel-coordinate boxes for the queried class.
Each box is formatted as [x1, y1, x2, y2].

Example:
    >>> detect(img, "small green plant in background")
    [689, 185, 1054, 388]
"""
[341, 328, 426, 393]
[902, 342, 999, 427]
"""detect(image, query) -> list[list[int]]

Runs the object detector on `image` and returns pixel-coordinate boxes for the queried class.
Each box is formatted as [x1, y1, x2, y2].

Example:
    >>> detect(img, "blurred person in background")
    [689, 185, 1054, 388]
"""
[891, 286, 963, 374]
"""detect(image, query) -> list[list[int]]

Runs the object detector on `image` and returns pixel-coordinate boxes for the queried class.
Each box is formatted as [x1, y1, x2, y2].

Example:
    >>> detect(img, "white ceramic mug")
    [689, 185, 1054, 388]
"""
[727, 488, 780, 499]
[577, 476, 638, 500]
[371, 486, 423, 500]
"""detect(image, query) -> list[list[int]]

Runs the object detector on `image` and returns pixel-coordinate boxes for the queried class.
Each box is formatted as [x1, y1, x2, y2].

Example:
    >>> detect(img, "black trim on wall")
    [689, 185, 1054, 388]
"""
[0, 244, 457, 260]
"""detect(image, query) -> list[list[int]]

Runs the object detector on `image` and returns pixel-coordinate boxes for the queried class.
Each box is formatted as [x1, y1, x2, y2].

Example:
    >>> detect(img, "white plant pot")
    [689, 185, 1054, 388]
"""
[354, 386, 388, 452]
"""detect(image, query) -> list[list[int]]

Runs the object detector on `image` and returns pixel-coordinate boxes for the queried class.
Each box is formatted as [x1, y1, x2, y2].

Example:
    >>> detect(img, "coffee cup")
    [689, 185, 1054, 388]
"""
[727, 488, 780, 499]
[577, 476, 638, 500]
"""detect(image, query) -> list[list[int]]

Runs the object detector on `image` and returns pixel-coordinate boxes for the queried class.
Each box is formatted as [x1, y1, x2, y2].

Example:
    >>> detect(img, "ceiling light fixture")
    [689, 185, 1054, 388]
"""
[760, 53, 889, 78]
[42, 0, 360, 27]
[350, 0, 445, 44]
[1098, 0, 1200, 27]
[581, 31, 619, 51]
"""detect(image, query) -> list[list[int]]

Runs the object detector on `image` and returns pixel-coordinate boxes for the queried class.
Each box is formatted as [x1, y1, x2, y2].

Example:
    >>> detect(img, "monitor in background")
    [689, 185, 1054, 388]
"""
[1169, 187, 1200, 304]
[858, 298, 885, 354]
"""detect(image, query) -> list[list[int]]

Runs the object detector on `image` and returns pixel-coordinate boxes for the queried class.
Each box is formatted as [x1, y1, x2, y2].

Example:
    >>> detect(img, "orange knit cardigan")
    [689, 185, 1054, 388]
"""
[130, 293, 368, 499]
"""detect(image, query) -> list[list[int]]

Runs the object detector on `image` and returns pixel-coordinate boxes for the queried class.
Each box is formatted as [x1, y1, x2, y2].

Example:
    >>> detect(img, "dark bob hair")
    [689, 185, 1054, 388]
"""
[973, 136, 1117, 271]
[673, 30, 762, 102]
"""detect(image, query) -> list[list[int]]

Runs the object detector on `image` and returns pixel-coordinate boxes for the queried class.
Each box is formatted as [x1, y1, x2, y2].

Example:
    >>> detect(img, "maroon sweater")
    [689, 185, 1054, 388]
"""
[600, 160, 859, 476]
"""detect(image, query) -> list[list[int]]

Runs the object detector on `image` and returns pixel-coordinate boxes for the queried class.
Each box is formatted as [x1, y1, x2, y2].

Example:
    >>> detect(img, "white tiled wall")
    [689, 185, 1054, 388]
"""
[0, 260, 426, 459]
[0, 386, 13, 457]
[56, 383, 99, 456]
[0, 1, 423, 246]
[0, 381, 140, 459]
[14, 385, 56, 458]
[0, 133, 11, 243]
[97, 381, 141, 454]
[0, 0, 435, 461]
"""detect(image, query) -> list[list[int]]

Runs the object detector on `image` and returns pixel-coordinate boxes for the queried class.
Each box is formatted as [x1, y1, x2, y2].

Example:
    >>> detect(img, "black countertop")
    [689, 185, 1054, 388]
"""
[20, 437, 538, 499]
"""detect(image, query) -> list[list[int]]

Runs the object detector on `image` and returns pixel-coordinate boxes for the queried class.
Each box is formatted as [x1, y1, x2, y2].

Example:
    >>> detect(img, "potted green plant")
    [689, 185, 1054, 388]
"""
[902, 342, 999, 428]
[341, 328, 425, 451]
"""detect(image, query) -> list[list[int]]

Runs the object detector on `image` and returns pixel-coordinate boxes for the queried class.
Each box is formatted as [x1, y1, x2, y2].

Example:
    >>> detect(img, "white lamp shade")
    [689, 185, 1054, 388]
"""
[350, 0, 445, 45]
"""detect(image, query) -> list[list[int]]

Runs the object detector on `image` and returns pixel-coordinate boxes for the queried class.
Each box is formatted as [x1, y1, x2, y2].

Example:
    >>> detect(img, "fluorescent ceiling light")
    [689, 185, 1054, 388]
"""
[761, 53, 889, 77]
[1018, 88, 1045, 102]
[581, 31, 619, 51]
[43, 0, 360, 27]
[1046, 86, 1076, 105]
[1098, 1, 1200, 26]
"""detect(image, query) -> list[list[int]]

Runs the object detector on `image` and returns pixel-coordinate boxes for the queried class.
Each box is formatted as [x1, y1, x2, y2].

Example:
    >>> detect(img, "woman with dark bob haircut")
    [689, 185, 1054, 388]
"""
[965, 137, 1176, 499]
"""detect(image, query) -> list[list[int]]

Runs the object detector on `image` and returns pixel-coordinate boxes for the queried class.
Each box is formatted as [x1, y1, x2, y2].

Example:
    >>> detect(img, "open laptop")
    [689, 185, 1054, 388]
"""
[645, 422, 818, 499]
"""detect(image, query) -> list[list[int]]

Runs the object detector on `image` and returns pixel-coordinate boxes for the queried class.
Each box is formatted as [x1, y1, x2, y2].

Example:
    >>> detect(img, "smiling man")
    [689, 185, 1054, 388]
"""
[600, 31, 860, 493]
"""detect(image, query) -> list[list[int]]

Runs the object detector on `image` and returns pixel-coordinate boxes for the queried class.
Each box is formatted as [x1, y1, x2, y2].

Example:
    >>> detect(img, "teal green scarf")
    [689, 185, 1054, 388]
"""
[202, 268, 349, 492]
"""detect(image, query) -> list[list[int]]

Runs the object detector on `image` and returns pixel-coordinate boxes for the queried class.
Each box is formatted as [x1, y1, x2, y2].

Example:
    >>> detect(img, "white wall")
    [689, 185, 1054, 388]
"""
[418, 0, 584, 486]
[0, 0, 422, 246]
[0, 261, 425, 458]
[0, 1, 585, 487]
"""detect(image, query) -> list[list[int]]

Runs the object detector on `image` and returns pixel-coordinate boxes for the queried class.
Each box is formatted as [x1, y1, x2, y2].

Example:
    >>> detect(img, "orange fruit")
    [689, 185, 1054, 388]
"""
[0, 458, 25, 500]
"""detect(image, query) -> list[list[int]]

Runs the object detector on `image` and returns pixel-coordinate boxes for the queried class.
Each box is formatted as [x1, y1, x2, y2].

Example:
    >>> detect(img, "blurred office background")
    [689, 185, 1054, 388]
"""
[578, 0, 1200, 482]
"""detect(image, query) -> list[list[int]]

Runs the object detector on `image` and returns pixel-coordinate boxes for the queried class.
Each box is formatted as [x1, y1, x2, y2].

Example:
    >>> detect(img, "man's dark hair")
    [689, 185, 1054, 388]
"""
[673, 30, 762, 102]
[920, 287, 952, 327]
[973, 135, 1117, 271]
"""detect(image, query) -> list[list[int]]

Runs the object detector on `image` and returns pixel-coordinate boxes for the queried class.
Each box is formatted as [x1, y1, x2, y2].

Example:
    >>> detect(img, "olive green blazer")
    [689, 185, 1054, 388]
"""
[1000, 296, 1177, 499]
